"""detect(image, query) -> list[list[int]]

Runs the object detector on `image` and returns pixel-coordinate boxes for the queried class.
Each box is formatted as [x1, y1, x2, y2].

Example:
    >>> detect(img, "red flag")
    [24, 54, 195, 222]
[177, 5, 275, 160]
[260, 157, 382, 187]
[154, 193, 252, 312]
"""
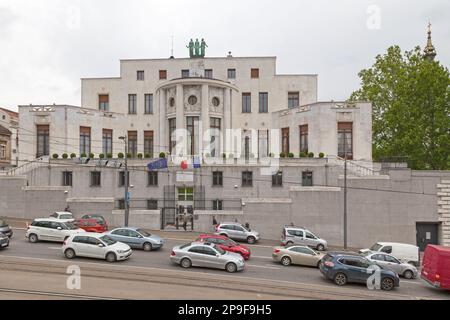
[181, 160, 188, 170]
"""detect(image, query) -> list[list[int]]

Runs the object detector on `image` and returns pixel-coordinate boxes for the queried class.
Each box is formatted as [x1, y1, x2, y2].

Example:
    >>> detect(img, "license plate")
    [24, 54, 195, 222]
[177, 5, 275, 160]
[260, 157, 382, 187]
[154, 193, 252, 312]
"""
[1, 243, 7, 247]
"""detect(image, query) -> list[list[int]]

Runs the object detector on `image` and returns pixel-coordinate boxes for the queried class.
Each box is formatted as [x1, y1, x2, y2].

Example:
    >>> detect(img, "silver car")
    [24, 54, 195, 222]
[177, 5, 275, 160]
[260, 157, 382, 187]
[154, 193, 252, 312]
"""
[215, 222, 260, 244]
[170, 242, 245, 273]
[106, 227, 164, 251]
[0, 219, 13, 238]
[281, 225, 327, 251]
[363, 252, 418, 279]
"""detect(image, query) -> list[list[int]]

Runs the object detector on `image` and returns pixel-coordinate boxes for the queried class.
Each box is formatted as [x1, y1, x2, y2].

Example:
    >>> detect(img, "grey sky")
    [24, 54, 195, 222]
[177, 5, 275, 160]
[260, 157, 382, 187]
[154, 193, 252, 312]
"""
[0, 0, 449, 112]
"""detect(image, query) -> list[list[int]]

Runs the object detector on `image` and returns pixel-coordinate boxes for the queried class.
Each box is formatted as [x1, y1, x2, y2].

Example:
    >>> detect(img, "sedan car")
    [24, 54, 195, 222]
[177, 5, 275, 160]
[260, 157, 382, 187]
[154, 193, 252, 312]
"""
[106, 227, 164, 251]
[363, 251, 418, 279]
[0, 232, 9, 249]
[62, 233, 132, 262]
[319, 252, 400, 291]
[196, 234, 251, 260]
[0, 219, 13, 238]
[272, 245, 324, 267]
[215, 222, 260, 244]
[170, 242, 245, 273]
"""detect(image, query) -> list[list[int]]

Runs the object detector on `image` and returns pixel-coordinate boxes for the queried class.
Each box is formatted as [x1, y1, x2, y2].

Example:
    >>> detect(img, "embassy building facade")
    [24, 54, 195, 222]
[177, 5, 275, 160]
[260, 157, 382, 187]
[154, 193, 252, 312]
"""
[5, 47, 448, 249]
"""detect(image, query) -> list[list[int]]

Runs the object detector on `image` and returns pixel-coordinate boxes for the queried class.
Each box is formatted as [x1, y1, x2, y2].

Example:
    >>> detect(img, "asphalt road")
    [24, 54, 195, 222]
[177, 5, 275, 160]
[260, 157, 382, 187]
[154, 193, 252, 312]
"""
[1, 228, 449, 300]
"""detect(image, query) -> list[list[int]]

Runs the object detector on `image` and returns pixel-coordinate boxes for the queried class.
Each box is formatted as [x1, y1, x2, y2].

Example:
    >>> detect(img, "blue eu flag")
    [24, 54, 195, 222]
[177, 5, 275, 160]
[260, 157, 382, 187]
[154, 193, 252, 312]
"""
[147, 158, 168, 171]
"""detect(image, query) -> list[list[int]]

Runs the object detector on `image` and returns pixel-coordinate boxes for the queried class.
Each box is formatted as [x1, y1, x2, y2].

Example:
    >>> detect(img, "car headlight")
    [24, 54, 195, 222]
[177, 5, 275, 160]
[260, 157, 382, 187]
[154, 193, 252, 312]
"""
[117, 250, 128, 253]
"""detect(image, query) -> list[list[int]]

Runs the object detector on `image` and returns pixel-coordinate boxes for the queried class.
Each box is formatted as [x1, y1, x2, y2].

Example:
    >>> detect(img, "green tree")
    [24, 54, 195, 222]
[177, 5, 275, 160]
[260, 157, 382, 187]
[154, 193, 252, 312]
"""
[350, 46, 450, 170]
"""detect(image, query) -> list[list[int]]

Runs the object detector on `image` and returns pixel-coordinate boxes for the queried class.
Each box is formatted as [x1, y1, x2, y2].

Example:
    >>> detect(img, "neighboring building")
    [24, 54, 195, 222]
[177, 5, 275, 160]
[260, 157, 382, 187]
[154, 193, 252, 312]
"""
[0, 107, 19, 168]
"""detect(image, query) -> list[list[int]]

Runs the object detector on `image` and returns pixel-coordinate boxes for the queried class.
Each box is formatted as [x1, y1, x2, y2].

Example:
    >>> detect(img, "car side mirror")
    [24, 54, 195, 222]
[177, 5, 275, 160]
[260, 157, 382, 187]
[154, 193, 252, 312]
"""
[98, 243, 104, 247]
[57, 227, 62, 230]
[216, 254, 220, 257]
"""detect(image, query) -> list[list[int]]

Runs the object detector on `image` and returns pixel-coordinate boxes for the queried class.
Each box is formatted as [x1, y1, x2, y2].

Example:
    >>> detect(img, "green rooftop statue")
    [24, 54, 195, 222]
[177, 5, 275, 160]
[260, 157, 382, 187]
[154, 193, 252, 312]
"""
[200, 39, 208, 57]
[186, 39, 194, 57]
[188, 38, 207, 58]
[194, 38, 200, 57]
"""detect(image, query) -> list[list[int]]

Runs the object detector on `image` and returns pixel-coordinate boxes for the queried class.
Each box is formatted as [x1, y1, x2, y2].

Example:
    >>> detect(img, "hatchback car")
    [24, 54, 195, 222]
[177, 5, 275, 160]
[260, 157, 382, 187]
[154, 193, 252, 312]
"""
[74, 218, 108, 233]
[62, 233, 132, 262]
[319, 252, 400, 291]
[0, 219, 13, 238]
[80, 214, 107, 226]
[0, 232, 9, 249]
[196, 234, 251, 260]
[106, 227, 164, 251]
[26, 218, 84, 243]
[49, 211, 75, 222]
[215, 222, 260, 244]
[281, 225, 327, 251]
[363, 251, 418, 279]
[170, 242, 245, 273]
[272, 245, 324, 267]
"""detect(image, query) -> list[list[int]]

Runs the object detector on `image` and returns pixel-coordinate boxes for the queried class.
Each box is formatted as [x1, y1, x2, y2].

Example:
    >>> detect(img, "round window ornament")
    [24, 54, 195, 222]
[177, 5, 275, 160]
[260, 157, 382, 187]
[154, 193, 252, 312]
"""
[212, 97, 220, 107]
[188, 95, 198, 105]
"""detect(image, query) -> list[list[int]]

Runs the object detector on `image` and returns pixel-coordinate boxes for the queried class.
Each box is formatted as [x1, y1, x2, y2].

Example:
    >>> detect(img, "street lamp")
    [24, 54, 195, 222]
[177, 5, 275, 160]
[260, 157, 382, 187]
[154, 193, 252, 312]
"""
[118, 136, 129, 227]
[343, 136, 348, 250]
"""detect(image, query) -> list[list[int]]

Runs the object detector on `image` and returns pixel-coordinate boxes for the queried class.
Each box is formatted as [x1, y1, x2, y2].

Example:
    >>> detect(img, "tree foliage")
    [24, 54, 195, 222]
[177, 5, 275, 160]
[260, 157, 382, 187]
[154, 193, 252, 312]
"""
[351, 46, 450, 169]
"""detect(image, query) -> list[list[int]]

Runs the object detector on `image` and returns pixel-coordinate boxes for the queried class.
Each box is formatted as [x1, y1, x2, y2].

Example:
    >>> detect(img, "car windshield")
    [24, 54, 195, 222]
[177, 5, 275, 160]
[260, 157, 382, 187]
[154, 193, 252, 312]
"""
[99, 235, 116, 246]
[225, 239, 238, 246]
[214, 245, 226, 255]
[370, 243, 383, 251]
[362, 251, 372, 257]
[60, 214, 72, 219]
[137, 229, 151, 237]
[63, 222, 78, 230]
[0, 220, 6, 227]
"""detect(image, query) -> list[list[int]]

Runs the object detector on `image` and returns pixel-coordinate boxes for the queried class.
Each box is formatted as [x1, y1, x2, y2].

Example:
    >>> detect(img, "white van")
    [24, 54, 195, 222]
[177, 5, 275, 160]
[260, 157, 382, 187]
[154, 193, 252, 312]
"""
[359, 242, 420, 267]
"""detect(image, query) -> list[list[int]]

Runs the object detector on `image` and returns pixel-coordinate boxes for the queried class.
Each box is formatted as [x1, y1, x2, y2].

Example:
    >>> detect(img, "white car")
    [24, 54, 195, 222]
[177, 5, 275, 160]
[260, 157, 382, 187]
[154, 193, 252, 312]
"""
[49, 211, 75, 222]
[62, 233, 132, 262]
[26, 218, 83, 243]
[359, 242, 420, 267]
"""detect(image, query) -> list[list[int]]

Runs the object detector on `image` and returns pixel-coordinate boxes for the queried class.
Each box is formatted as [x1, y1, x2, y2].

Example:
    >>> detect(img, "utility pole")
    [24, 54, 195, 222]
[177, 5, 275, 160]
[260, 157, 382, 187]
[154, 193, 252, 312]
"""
[343, 138, 348, 250]
[119, 136, 129, 227]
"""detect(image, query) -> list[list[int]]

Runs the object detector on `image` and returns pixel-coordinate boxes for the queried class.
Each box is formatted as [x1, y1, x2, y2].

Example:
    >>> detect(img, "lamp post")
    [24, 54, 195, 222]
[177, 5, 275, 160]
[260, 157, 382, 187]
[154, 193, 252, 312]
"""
[343, 136, 348, 250]
[119, 136, 129, 227]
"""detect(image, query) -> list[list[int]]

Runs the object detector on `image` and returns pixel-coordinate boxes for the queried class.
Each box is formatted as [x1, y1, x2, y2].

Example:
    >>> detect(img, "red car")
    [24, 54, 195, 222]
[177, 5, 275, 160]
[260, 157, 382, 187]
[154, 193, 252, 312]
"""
[196, 234, 251, 260]
[421, 244, 450, 290]
[74, 218, 108, 233]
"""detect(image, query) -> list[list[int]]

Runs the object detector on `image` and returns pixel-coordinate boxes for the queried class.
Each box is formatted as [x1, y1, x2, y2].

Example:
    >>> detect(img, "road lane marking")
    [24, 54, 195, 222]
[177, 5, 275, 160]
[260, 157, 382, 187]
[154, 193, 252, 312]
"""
[246, 264, 281, 270]
[252, 255, 272, 260]
[48, 247, 62, 250]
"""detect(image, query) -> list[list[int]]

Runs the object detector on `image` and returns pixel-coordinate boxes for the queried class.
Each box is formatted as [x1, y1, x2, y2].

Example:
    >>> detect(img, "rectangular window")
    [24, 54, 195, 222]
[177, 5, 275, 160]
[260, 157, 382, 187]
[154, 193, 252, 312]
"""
[0, 143, 6, 159]
[181, 69, 190, 78]
[118, 171, 129, 187]
[144, 131, 154, 157]
[338, 122, 353, 159]
[90, 171, 101, 187]
[299, 124, 308, 154]
[242, 93, 251, 113]
[62, 171, 72, 187]
[178, 187, 194, 201]
[186, 116, 199, 155]
[282, 128, 290, 155]
[272, 171, 283, 187]
[227, 68, 236, 79]
[137, 70, 144, 81]
[212, 200, 223, 211]
[212, 171, 223, 186]
[159, 70, 167, 80]
[251, 68, 259, 79]
[36, 125, 49, 157]
[147, 171, 158, 186]
[169, 118, 176, 154]
[116, 199, 125, 210]
[79, 126, 91, 156]
[144, 94, 153, 114]
[147, 199, 158, 210]
[288, 92, 299, 108]
[102, 129, 113, 156]
[258, 130, 268, 158]
[242, 170, 253, 187]
[210, 117, 221, 157]
[204, 69, 213, 78]
[302, 171, 313, 186]
[99, 94, 109, 111]
[128, 94, 137, 114]
[259, 92, 268, 113]
[127, 131, 137, 157]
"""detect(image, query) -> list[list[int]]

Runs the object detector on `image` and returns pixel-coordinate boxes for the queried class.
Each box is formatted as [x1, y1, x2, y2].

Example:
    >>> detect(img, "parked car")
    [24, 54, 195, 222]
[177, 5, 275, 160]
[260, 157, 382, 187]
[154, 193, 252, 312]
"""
[272, 245, 324, 267]
[49, 211, 75, 222]
[106, 227, 164, 251]
[62, 233, 132, 262]
[421, 245, 450, 290]
[319, 252, 400, 291]
[0, 219, 13, 238]
[363, 251, 418, 279]
[281, 225, 327, 251]
[26, 218, 84, 243]
[170, 242, 245, 273]
[74, 218, 108, 233]
[80, 214, 107, 227]
[215, 222, 260, 244]
[196, 234, 251, 260]
[359, 242, 420, 266]
[0, 232, 9, 249]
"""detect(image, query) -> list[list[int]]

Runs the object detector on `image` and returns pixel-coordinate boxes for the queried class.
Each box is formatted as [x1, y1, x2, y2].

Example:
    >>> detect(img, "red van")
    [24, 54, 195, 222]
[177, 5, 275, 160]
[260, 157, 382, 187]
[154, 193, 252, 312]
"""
[421, 245, 450, 290]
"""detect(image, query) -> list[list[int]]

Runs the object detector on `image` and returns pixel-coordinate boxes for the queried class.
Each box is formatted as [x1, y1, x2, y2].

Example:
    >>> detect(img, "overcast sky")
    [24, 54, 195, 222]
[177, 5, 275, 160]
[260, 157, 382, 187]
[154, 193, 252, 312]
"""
[0, 0, 449, 112]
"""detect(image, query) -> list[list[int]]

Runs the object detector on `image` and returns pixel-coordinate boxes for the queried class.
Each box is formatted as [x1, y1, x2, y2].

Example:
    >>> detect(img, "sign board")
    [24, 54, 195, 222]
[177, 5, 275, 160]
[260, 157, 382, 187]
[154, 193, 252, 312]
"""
[177, 171, 194, 182]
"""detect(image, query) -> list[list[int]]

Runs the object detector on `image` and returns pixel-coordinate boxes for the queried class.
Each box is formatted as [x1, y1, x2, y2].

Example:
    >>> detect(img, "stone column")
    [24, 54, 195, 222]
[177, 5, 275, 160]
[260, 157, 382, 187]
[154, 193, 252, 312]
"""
[201, 84, 210, 156]
[158, 89, 166, 154]
[175, 84, 185, 156]
[438, 179, 450, 247]
[223, 88, 231, 156]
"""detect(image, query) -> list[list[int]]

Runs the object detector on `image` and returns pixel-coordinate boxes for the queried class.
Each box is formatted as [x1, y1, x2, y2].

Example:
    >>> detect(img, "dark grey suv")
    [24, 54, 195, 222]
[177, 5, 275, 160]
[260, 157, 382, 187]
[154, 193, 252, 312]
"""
[0, 219, 13, 238]
[0, 232, 9, 249]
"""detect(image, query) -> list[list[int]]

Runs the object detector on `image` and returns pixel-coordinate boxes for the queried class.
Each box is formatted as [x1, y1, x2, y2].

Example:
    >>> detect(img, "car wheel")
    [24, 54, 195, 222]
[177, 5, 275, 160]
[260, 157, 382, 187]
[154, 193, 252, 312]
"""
[247, 236, 256, 244]
[281, 256, 291, 266]
[403, 270, 414, 279]
[64, 248, 76, 259]
[226, 262, 238, 273]
[180, 258, 192, 269]
[334, 273, 347, 286]
[316, 244, 325, 251]
[381, 277, 395, 291]
[143, 242, 153, 252]
[28, 233, 38, 243]
[106, 252, 117, 263]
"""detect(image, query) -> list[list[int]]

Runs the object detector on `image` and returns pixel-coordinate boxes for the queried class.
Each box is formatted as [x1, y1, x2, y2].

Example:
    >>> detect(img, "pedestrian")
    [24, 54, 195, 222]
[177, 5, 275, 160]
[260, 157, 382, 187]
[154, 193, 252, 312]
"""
[212, 216, 217, 225]
[65, 205, 71, 212]
[182, 209, 188, 231]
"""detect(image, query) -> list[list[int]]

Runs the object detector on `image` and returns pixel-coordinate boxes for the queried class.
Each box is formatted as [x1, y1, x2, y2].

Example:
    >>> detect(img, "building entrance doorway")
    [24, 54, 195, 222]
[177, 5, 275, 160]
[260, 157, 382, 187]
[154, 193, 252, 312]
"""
[416, 222, 439, 251]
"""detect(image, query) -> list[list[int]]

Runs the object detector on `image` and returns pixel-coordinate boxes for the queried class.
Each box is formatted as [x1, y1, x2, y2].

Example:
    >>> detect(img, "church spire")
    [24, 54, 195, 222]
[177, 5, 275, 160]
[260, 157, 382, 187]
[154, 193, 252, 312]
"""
[424, 22, 437, 61]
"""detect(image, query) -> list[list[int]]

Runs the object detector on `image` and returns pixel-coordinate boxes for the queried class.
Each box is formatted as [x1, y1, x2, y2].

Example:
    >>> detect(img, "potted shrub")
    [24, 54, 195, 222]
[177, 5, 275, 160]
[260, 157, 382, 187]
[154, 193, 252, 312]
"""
[126, 152, 132, 158]
[62, 153, 68, 159]
[99, 153, 105, 159]
[308, 152, 314, 158]
[70, 153, 76, 159]
[118, 153, 124, 159]
[222, 153, 227, 159]
[144, 153, 151, 158]
[89, 152, 95, 159]
[52, 153, 59, 159]
[319, 152, 325, 158]
[159, 152, 166, 158]
[288, 152, 294, 158]
[137, 153, 143, 159]
[106, 153, 113, 159]
[280, 152, 286, 158]
[269, 152, 274, 157]
[80, 152, 87, 158]
[299, 152, 307, 158]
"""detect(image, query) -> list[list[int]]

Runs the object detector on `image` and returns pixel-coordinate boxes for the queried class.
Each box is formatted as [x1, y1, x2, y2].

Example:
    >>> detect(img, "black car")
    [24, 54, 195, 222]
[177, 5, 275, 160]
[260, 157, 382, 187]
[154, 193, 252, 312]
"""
[0, 219, 13, 238]
[0, 232, 9, 249]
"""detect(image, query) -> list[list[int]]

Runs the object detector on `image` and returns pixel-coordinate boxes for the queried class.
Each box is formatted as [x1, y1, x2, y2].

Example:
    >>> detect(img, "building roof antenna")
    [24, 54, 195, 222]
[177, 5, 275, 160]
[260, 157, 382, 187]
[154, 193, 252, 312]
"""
[170, 35, 174, 59]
